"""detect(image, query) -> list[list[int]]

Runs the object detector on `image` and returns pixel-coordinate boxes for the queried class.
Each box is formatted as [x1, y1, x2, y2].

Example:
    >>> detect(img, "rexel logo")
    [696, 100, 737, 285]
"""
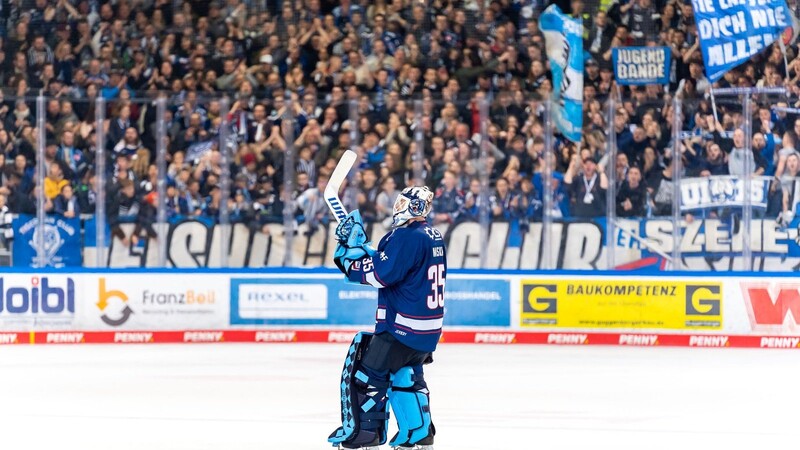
[743, 284, 800, 330]
[97, 278, 132, 326]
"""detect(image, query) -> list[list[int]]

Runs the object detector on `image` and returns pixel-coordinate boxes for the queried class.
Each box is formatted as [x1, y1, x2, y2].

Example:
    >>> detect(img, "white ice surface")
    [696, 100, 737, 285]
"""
[0, 343, 798, 450]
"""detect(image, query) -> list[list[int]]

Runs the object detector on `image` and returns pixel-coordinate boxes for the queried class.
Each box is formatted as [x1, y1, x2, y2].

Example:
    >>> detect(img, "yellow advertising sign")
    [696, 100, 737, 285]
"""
[520, 280, 722, 329]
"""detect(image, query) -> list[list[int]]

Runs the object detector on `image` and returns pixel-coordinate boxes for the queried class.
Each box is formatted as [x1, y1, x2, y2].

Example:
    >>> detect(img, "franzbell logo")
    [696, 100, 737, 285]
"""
[97, 278, 132, 326]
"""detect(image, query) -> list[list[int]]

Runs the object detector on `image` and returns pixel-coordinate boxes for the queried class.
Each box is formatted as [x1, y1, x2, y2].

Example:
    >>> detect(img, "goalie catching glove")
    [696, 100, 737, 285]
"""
[334, 210, 376, 276]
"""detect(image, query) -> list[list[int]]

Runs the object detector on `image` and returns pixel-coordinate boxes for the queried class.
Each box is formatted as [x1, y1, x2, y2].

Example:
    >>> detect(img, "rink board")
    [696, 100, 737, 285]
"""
[0, 329, 796, 349]
[0, 268, 796, 347]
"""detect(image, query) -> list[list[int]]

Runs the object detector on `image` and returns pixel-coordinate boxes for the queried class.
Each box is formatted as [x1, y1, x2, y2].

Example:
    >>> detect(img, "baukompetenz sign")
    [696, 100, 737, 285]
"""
[520, 279, 722, 329]
[79, 216, 800, 271]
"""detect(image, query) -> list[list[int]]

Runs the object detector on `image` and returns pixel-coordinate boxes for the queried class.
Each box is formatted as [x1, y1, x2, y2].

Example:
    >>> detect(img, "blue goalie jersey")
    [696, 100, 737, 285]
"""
[347, 221, 446, 352]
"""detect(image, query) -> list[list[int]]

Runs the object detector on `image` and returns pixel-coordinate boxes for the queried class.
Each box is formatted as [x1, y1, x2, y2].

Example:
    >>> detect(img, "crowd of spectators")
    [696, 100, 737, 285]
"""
[0, 0, 796, 246]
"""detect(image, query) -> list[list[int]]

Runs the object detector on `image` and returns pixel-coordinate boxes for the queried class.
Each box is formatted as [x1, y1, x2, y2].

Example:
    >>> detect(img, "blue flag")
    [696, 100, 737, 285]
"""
[540, 4, 583, 143]
[12, 215, 82, 267]
[693, 0, 793, 82]
[613, 47, 671, 85]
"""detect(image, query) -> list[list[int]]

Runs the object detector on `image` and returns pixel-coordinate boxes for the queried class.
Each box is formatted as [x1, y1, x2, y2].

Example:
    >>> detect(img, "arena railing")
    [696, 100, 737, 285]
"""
[6, 90, 797, 272]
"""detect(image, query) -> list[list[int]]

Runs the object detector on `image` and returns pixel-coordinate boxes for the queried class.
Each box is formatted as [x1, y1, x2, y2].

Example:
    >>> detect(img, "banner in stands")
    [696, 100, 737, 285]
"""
[229, 276, 510, 327]
[612, 47, 670, 85]
[539, 4, 583, 143]
[520, 279, 723, 329]
[81, 217, 800, 271]
[693, 0, 793, 82]
[12, 215, 81, 267]
[680, 176, 772, 211]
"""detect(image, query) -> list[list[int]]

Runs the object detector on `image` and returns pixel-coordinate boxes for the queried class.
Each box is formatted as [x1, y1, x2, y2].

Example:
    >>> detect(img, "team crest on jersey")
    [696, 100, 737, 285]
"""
[379, 252, 388, 261]
[424, 227, 443, 241]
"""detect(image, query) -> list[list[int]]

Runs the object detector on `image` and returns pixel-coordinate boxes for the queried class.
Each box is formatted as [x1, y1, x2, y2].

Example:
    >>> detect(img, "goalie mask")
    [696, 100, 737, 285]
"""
[392, 186, 433, 228]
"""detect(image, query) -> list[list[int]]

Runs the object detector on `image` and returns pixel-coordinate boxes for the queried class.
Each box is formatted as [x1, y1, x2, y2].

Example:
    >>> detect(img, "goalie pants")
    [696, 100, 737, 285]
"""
[363, 331, 433, 373]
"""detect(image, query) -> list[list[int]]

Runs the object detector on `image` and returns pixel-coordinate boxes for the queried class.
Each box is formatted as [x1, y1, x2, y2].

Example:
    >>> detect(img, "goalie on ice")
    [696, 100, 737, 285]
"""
[328, 186, 445, 450]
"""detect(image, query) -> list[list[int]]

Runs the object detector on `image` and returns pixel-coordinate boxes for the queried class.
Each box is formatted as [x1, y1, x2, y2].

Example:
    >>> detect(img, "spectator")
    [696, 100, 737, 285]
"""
[56, 130, 86, 179]
[616, 166, 647, 217]
[54, 184, 80, 218]
[780, 153, 800, 225]
[356, 168, 379, 222]
[44, 162, 69, 200]
[76, 172, 98, 214]
[564, 151, 608, 218]
[203, 186, 222, 219]
[27, 35, 54, 77]
[432, 170, 464, 225]
[297, 174, 330, 228]
[517, 177, 541, 224]
[460, 178, 483, 222]
[108, 179, 140, 246]
[652, 157, 675, 216]
[180, 179, 205, 216]
[0, 193, 10, 248]
[699, 143, 729, 176]
[586, 11, 615, 62]
[113, 127, 144, 158]
[728, 129, 767, 176]
[490, 177, 517, 219]
[375, 176, 399, 227]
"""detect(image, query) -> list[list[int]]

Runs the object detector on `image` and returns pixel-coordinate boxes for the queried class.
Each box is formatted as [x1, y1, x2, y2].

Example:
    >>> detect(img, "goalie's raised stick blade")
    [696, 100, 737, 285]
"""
[324, 150, 358, 223]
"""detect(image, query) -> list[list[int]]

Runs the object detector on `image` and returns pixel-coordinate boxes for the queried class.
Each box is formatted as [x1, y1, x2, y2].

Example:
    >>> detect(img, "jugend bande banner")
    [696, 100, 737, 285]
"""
[612, 47, 671, 85]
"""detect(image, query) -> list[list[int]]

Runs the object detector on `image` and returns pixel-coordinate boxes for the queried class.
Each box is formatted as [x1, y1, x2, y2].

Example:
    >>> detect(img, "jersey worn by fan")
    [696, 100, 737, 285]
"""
[347, 220, 446, 353]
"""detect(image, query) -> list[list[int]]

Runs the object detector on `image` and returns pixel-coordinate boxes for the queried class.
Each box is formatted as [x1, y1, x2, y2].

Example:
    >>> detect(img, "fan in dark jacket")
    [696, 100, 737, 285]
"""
[53, 184, 81, 218]
[616, 166, 648, 217]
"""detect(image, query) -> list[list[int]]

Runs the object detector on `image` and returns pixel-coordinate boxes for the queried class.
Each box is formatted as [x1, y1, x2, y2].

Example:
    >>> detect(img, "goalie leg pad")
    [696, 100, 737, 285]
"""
[388, 365, 434, 447]
[328, 332, 391, 448]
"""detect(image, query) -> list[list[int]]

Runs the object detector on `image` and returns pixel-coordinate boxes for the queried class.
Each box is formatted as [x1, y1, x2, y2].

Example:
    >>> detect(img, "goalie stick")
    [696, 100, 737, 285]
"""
[324, 149, 358, 222]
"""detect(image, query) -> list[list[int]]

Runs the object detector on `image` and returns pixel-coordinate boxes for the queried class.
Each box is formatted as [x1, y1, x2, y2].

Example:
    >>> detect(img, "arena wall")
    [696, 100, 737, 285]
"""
[0, 269, 797, 348]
